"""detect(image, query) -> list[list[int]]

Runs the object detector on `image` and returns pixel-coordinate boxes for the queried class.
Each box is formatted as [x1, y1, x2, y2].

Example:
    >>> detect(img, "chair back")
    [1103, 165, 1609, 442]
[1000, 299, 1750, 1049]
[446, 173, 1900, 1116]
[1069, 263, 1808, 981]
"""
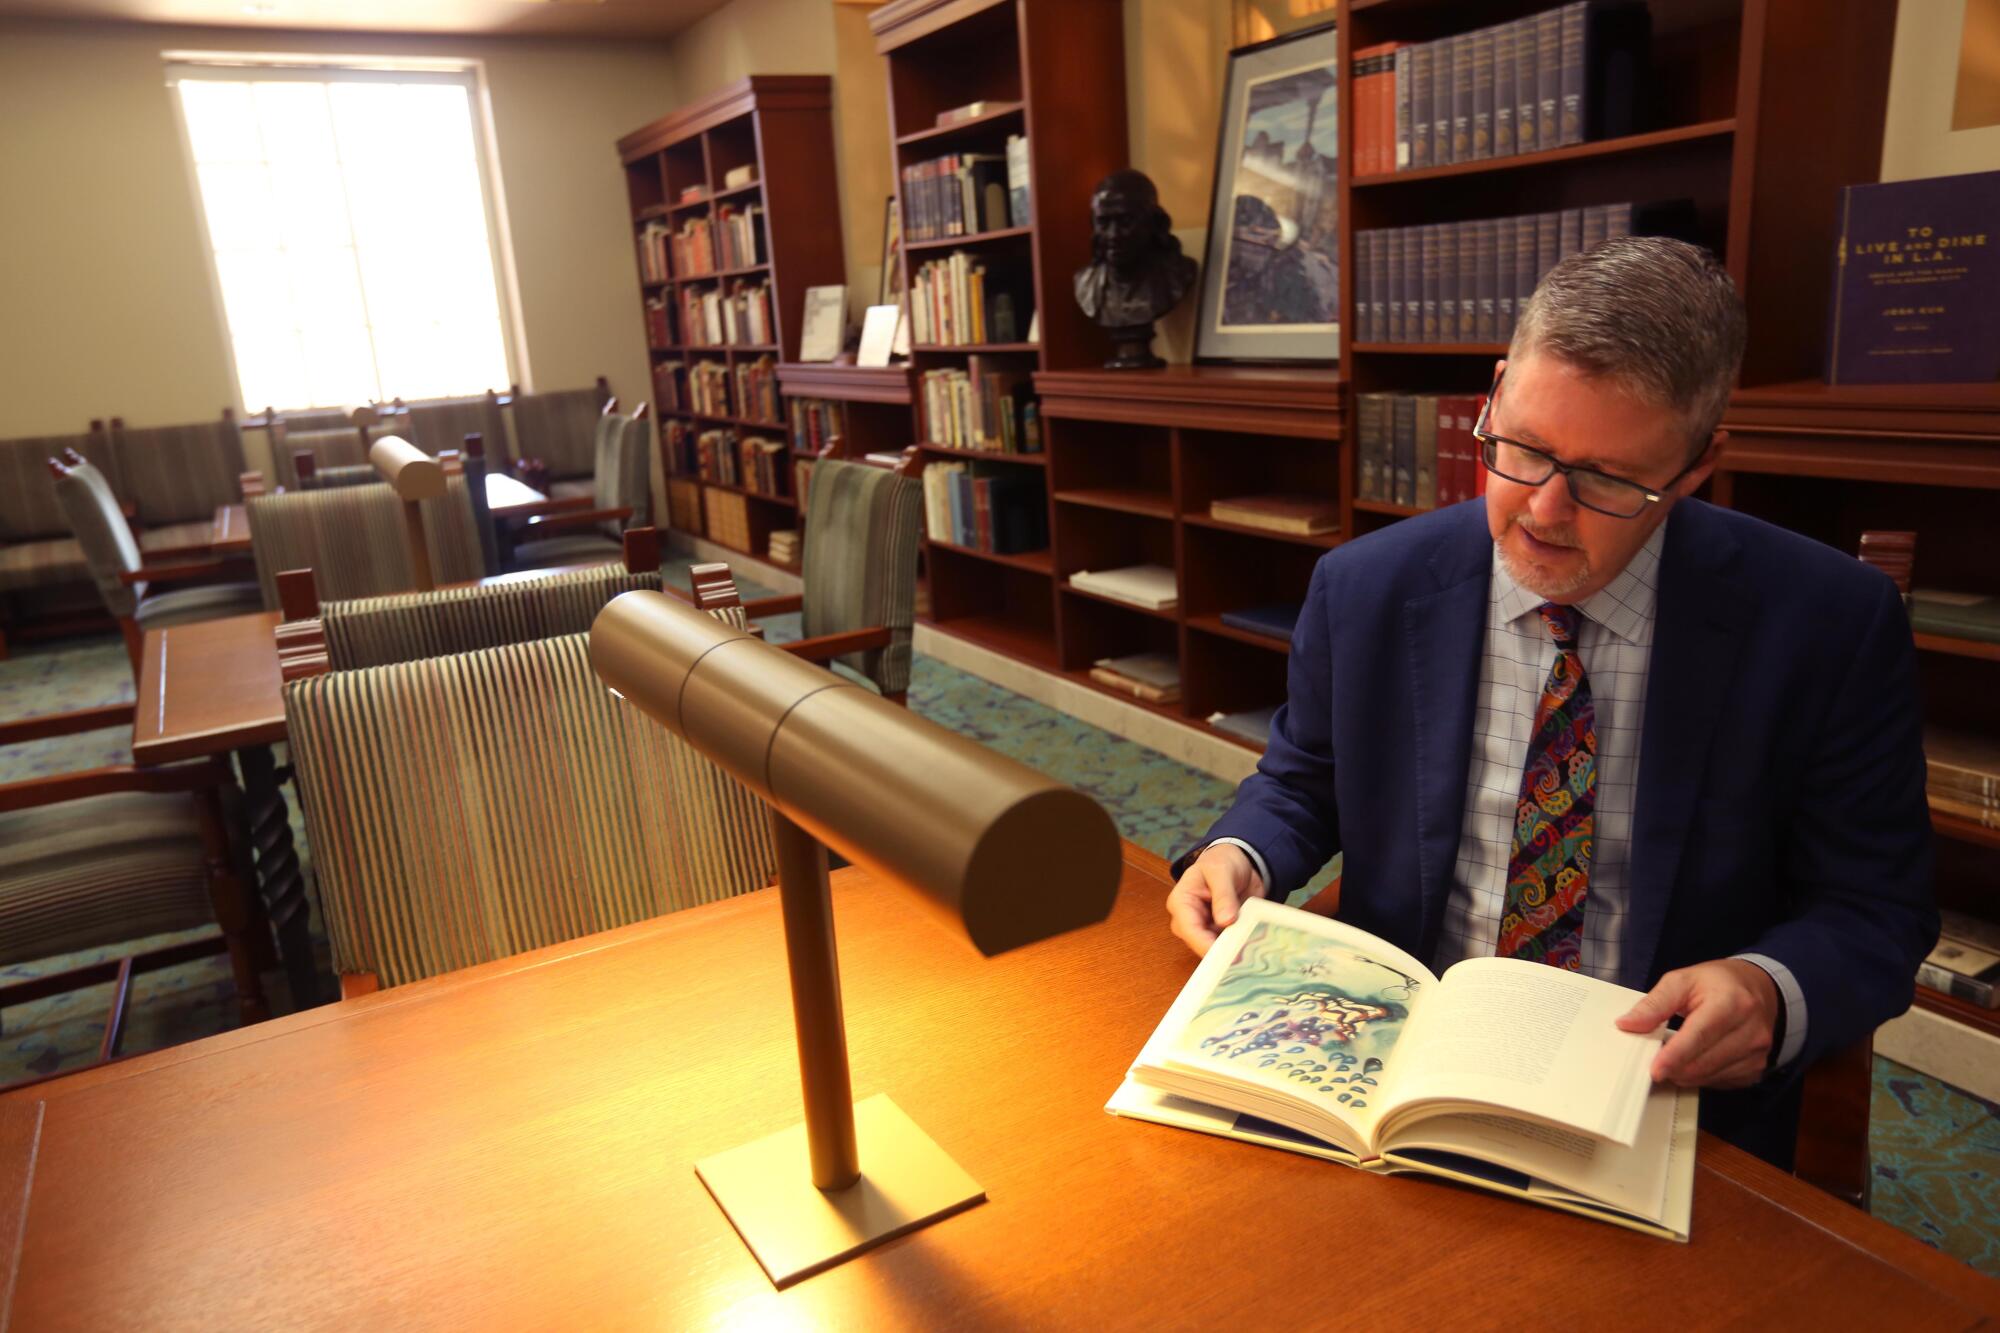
[0, 429, 113, 542]
[321, 564, 664, 670]
[507, 379, 611, 479]
[801, 458, 923, 696]
[592, 402, 653, 532]
[50, 458, 144, 617]
[271, 423, 370, 491]
[284, 627, 776, 988]
[391, 393, 507, 458]
[107, 412, 246, 526]
[246, 480, 485, 608]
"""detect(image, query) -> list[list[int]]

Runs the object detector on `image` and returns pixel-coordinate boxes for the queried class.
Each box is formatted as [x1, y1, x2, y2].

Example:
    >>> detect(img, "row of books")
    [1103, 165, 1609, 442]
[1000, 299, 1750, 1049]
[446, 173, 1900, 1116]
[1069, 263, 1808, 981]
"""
[1356, 201, 1665, 345]
[679, 280, 772, 347]
[909, 252, 1028, 346]
[637, 220, 672, 284]
[643, 293, 676, 349]
[734, 356, 780, 427]
[1355, 392, 1486, 510]
[922, 463, 1048, 555]
[1920, 910, 2000, 1009]
[901, 136, 1030, 242]
[920, 358, 1041, 454]
[715, 203, 766, 272]
[1351, 0, 1646, 177]
[652, 360, 684, 413]
[694, 428, 789, 497]
[687, 361, 733, 418]
[1927, 727, 2000, 830]
[789, 398, 845, 457]
[672, 215, 718, 276]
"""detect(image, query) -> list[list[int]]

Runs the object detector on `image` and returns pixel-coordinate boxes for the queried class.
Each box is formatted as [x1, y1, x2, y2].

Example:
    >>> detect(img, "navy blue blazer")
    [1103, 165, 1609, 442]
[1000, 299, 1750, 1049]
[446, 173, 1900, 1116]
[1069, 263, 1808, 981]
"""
[1179, 498, 1937, 1160]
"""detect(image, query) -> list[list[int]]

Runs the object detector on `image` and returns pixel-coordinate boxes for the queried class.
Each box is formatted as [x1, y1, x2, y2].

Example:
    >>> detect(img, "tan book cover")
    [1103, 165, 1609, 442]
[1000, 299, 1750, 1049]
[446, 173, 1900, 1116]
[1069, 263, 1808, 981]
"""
[1109, 898, 1696, 1240]
[1208, 494, 1340, 535]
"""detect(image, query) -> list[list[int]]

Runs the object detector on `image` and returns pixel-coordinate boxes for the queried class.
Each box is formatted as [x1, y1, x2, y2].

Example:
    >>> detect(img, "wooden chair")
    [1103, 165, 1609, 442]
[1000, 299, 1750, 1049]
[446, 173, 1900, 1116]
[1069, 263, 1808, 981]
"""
[271, 421, 371, 491]
[684, 449, 924, 705]
[282, 595, 775, 999]
[243, 471, 486, 609]
[0, 704, 269, 1089]
[507, 400, 652, 571]
[0, 424, 119, 659]
[105, 410, 248, 554]
[48, 457, 261, 676]
[383, 391, 508, 458]
[505, 376, 612, 482]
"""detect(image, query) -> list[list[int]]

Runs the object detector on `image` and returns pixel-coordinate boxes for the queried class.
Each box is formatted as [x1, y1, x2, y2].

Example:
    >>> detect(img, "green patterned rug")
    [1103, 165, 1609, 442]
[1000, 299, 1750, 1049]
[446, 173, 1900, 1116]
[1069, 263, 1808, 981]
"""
[2, 568, 1994, 1277]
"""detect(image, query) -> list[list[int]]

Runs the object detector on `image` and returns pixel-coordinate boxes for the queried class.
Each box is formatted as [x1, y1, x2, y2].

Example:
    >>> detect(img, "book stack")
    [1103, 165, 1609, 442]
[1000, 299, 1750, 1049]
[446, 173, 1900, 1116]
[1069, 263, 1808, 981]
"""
[673, 215, 716, 276]
[1355, 202, 1687, 345]
[734, 355, 779, 425]
[651, 360, 686, 413]
[910, 252, 1027, 346]
[1356, 392, 1485, 509]
[922, 461, 1047, 554]
[1208, 495, 1338, 536]
[1925, 727, 2000, 831]
[688, 361, 732, 418]
[901, 149, 1017, 240]
[1921, 910, 2000, 1009]
[1206, 706, 1278, 748]
[738, 435, 789, 497]
[723, 164, 756, 190]
[695, 427, 740, 486]
[920, 356, 1040, 452]
[789, 398, 845, 457]
[768, 528, 800, 568]
[643, 293, 675, 348]
[637, 221, 671, 283]
[1350, 1, 1648, 177]
[661, 418, 698, 476]
[1069, 564, 1178, 613]
[715, 203, 766, 270]
[1219, 602, 1301, 645]
[1910, 590, 2000, 645]
[722, 281, 773, 346]
[1090, 652, 1181, 705]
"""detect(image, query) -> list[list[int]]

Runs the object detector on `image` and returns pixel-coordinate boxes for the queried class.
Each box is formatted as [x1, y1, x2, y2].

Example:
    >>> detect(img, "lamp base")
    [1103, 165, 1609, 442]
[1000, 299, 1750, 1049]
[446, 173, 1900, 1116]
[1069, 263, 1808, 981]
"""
[695, 1093, 986, 1288]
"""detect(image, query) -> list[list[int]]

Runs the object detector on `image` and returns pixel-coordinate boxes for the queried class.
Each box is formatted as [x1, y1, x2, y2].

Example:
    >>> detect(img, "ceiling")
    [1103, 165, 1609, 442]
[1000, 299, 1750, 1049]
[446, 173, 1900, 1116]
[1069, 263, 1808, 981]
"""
[0, 0, 731, 40]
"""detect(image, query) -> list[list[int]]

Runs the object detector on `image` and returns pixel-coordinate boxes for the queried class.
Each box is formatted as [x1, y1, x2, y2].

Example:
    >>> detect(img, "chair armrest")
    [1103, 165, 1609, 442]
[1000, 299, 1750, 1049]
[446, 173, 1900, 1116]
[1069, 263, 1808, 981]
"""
[781, 625, 892, 662]
[0, 756, 231, 814]
[521, 506, 632, 535]
[500, 494, 596, 521]
[118, 557, 234, 587]
[742, 593, 804, 618]
[0, 702, 137, 747]
[340, 972, 382, 1001]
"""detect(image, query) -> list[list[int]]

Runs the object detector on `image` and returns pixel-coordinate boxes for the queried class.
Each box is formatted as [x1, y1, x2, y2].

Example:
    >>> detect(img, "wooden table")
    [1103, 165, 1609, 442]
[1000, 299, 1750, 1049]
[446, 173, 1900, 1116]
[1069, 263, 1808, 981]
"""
[5, 846, 1994, 1329]
[207, 474, 556, 556]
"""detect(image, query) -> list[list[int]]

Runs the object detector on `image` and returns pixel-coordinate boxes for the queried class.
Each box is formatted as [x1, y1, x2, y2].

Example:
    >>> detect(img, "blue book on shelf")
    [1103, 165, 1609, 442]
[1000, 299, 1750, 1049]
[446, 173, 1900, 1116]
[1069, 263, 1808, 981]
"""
[1219, 602, 1302, 643]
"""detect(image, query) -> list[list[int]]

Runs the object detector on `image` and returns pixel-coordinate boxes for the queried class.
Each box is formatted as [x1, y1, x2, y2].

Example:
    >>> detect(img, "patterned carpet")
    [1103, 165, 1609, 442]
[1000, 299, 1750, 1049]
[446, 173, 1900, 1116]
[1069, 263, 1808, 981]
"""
[2, 569, 1995, 1277]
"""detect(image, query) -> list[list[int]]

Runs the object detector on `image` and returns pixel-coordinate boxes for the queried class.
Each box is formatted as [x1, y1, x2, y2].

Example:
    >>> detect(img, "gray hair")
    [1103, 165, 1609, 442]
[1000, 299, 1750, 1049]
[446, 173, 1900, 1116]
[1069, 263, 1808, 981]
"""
[1509, 236, 1746, 462]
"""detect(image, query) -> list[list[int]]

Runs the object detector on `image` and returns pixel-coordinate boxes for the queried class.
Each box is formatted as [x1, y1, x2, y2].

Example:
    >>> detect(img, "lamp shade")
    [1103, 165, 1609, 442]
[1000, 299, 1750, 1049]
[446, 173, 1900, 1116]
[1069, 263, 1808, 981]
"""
[589, 591, 1121, 954]
[368, 435, 444, 501]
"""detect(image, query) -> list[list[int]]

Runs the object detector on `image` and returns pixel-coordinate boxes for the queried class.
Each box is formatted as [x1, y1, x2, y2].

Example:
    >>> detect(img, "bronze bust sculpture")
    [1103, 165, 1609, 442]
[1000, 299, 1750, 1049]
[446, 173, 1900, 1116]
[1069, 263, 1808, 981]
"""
[1073, 169, 1197, 370]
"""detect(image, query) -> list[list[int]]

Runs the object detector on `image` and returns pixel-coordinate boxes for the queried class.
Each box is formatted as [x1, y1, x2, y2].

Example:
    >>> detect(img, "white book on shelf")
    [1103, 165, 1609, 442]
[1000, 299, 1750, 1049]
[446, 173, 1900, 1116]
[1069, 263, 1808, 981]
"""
[1069, 564, 1179, 611]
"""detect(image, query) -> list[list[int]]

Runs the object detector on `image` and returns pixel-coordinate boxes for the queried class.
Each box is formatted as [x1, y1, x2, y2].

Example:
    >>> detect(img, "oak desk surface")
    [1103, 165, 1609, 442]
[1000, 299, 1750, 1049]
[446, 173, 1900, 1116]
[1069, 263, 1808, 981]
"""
[130, 609, 284, 766]
[4, 846, 1995, 1330]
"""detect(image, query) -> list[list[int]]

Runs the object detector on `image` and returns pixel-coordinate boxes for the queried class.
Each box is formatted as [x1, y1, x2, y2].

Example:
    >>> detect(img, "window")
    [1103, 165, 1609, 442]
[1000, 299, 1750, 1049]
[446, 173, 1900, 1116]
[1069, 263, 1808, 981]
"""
[170, 61, 515, 412]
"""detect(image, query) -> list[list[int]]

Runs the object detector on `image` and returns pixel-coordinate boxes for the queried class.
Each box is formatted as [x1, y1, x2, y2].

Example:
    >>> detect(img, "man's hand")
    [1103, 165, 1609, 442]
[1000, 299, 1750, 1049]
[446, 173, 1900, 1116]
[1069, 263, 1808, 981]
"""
[1615, 959, 1779, 1090]
[1166, 843, 1266, 957]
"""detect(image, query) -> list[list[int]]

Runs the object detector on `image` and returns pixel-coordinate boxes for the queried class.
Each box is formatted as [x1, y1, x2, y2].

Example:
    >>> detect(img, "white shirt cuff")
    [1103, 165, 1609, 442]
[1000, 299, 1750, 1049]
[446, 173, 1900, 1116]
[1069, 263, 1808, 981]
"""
[1734, 952, 1808, 1069]
[1207, 838, 1270, 895]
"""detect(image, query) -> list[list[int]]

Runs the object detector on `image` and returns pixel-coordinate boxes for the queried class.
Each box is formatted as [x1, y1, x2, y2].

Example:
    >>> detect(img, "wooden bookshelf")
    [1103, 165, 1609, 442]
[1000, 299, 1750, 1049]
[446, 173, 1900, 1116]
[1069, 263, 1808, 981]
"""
[872, 0, 1128, 663]
[618, 76, 844, 569]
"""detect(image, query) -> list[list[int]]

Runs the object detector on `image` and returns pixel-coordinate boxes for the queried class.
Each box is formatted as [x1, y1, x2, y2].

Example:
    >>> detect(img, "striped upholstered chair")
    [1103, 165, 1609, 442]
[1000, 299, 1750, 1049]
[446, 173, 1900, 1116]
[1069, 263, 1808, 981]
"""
[508, 401, 652, 570]
[51, 456, 261, 675]
[245, 477, 487, 609]
[284, 614, 775, 996]
[385, 392, 508, 459]
[0, 427, 116, 656]
[270, 421, 371, 491]
[106, 411, 249, 555]
[739, 457, 923, 703]
[505, 377, 612, 483]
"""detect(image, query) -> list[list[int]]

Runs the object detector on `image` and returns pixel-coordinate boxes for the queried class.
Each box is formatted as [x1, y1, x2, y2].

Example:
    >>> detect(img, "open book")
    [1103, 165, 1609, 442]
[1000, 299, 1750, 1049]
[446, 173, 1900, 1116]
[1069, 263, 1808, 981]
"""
[1109, 898, 1698, 1239]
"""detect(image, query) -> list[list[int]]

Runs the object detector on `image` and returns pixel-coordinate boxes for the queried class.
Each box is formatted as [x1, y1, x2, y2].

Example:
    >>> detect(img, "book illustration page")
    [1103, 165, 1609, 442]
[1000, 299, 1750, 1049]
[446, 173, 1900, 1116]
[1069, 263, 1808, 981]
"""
[1170, 920, 1426, 1115]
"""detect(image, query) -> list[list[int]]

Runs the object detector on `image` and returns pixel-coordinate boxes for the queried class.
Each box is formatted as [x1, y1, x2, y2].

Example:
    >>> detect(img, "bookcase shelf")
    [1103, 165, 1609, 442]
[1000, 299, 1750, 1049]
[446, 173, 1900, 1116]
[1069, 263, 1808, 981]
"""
[911, 342, 1041, 354]
[1915, 633, 2000, 665]
[1181, 513, 1343, 550]
[1352, 498, 1429, 518]
[905, 225, 1035, 253]
[1934, 808, 2000, 854]
[620, 76, 843, 570]
[1350, 118, 1737, 189]
[1055, 488, 1174, 520]
[894, 100, 1026, 147]
[918, 442, 1046, 466]
[930, 538, 1051, 575]
[1351, 343, 1508, 356]
[1186, 614, 1292, 656]
[1062, 582, 1178, 623]
[1913, 984, 2000, 1041]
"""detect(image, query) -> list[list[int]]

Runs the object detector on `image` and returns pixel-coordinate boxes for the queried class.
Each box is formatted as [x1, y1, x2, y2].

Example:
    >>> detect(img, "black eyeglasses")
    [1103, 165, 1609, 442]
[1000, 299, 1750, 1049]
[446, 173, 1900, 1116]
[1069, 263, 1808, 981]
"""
[1473, 368, 1700, 519]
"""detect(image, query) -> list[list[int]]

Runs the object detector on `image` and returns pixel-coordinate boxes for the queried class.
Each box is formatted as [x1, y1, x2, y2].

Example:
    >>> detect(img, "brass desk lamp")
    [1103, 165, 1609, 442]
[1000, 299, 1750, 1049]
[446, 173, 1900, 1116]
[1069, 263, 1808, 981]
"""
[368, 435, 443, 591]
[591, 591, 1120, 1287]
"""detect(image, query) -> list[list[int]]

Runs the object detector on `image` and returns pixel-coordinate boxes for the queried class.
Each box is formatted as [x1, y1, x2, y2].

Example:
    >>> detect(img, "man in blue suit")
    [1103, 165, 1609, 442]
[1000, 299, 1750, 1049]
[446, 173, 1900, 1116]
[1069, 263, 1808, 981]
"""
[1167, 238, 1936, 1166]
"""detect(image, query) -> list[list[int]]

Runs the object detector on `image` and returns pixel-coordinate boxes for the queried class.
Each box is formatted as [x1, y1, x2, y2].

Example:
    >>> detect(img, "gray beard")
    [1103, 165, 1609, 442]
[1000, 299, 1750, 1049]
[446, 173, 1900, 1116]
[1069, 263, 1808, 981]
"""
[1494, 534, 1595, 601]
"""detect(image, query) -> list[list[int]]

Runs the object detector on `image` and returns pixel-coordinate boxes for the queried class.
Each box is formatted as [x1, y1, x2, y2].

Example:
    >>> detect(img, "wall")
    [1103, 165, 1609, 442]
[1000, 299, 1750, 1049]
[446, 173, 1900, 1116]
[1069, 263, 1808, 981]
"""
[1881, 0, 2000, 182]
[0, 17, 681, 442]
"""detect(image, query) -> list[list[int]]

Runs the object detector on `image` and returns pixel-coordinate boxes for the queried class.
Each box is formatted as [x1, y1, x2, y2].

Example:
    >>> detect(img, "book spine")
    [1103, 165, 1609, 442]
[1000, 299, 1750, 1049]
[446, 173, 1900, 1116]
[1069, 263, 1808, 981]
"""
[1536, 210, 1560, 285]
[1560, 0, 1586, 147]
[1358, 392, 1388, 501]
[1537, 10, 1563, 153]
[1604, 200, 1633, 239]
[1515, 16, 1539, 155]
[1357, 230, 1376, 344]
[1410, 42, 1433, 170]
[1494, 19, 1517, 159]
[1432, 36, 1455, 166]
[1392, 394, 1417, 507]
[1352, 50, 1377, 178]
[1514, 211, 1538, 337]
[1451, 33, 1473, 165]
[1559, 207, 1583, 263]
[1439, 221, 1460, 344]
[1918, 961, 2000, 1008]
[1387, 227, 1407, 344]
[1394, 46, 1413, 172]
[1471, 24, 1495, 161]
[1458, 221, 1480, 343]
[1437, 396, 1463, 505]
[1414, 394, 1439, 508]
[973, 477, 994, 552]
[1493, 215, 1517, 340]
[1370, 227, 1388, 344]
[1420, 224, 1440, 344]
[1582, 202, 1610, 252]
[1475, 217, 1498, 344]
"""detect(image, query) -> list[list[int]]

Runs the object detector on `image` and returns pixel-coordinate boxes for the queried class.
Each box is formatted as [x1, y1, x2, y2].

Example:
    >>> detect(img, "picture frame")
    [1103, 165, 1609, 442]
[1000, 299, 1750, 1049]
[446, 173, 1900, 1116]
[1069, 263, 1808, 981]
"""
[1194, 20, 1341, 365]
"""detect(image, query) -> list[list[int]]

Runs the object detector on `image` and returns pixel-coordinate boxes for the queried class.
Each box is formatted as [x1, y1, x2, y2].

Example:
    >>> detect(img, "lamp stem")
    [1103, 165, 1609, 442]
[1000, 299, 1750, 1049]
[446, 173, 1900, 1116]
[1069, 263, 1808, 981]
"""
[769, 808, 860, 1190]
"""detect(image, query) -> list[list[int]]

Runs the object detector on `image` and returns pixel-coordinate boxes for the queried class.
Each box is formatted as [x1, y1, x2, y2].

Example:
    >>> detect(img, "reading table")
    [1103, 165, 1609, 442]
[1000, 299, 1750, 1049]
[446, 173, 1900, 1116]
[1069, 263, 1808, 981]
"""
[3, 844, 1994, 1327]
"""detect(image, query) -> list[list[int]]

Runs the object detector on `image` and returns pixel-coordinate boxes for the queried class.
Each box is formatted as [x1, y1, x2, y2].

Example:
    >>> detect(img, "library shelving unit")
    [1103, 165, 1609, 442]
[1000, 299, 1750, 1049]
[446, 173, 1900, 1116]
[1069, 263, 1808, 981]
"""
[617, 76, 845, 570]
[1034, 367, 1343, 748]
[871, 0, 1128, 666]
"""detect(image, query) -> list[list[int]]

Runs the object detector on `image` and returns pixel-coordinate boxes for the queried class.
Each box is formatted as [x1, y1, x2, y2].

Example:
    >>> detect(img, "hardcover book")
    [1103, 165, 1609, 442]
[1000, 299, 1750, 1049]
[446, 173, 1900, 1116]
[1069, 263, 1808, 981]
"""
[1493, 19, 1517, 158]
[1410, 42, 1434, 170]
[1108, 897, 1697, 1239]
[1432, 36, 1456, 167]
[1206, 706, 1278, 747]
[1070, 564, 1179, 611]
[1826, 169, 2000, 385]
[1471, 24, 1495, 160]
[1919, 935, 2000, 1008]
[1208, 494, 1339, 535]
[1910, 587, 2000, 643]
[1218, 602, 1302, 643]
[1420, 224, 1440, 343]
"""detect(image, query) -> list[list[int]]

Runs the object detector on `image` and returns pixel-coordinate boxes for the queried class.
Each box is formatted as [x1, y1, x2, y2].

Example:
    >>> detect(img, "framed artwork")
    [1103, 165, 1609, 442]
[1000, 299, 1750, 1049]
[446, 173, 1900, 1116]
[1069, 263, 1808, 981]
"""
[1230, 0, 1337, 48]
[879, 195, 905, 306]
[1194, 20, 1341, 364]
[1881, 0, 2000, 182]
